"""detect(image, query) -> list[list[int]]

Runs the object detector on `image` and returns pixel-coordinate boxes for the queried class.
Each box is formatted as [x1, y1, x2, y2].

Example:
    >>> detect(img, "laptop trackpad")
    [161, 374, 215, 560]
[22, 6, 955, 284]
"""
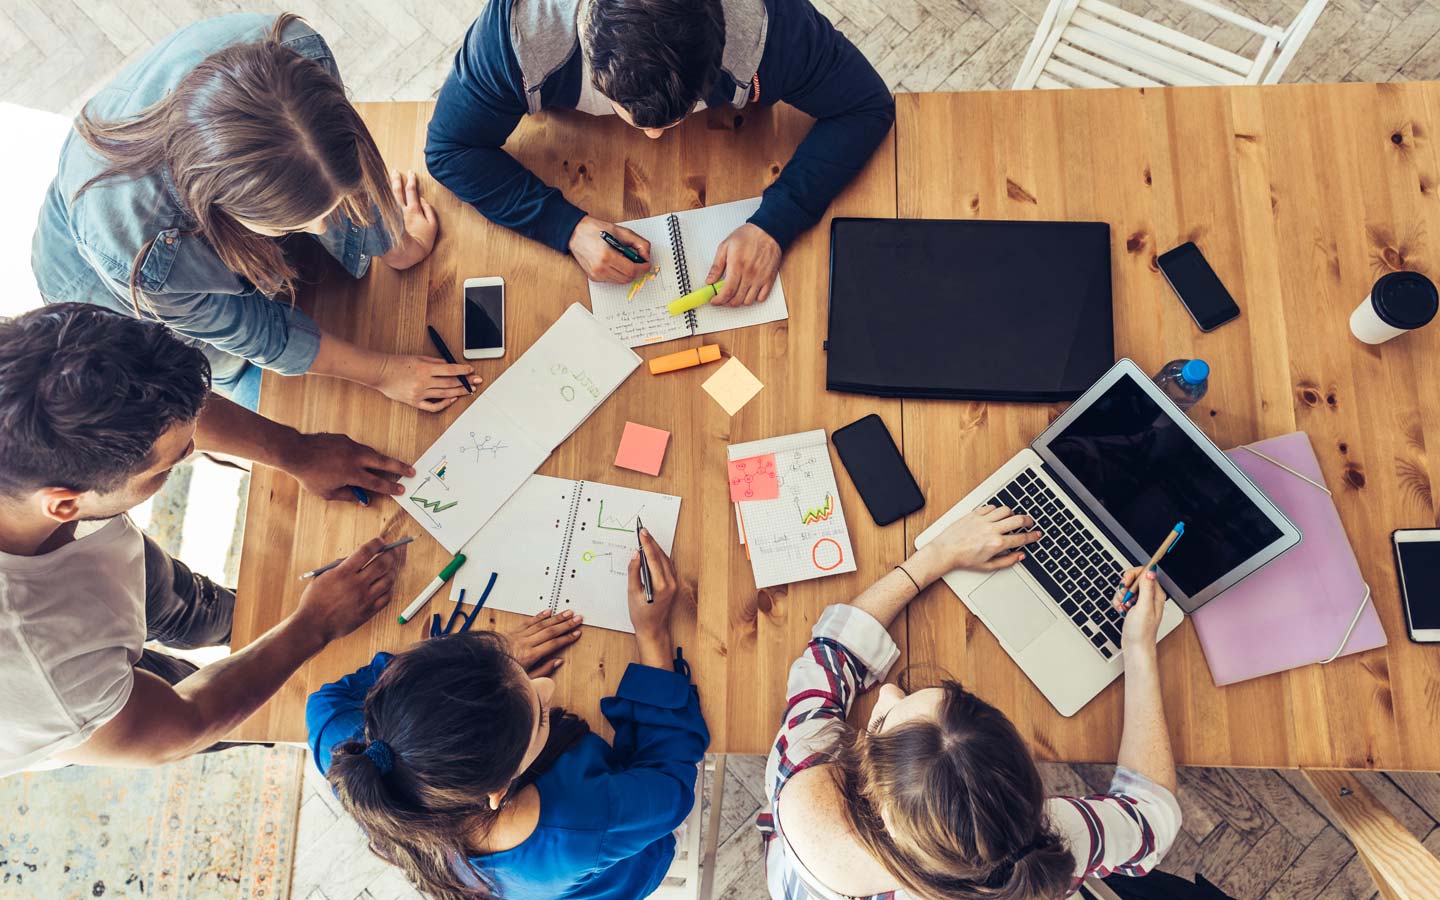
[970, 573, 1058, 653]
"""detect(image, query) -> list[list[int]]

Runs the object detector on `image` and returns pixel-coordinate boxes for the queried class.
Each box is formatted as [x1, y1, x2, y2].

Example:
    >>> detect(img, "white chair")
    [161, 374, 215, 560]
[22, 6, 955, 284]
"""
[1012, 0, 1328, 90]
[652, 755, 726, 900]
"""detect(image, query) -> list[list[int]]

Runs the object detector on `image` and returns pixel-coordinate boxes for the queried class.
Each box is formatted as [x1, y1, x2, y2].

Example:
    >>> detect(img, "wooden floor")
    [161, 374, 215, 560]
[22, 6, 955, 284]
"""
[291, 749, 1440, 900]
[7, 1, 1440, 899]
[6, 0, 1440, 117]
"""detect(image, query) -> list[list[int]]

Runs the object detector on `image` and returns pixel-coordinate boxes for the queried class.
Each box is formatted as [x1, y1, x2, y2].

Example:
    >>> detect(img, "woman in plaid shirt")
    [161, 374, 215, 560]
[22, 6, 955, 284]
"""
[758, 504, 1182, 900]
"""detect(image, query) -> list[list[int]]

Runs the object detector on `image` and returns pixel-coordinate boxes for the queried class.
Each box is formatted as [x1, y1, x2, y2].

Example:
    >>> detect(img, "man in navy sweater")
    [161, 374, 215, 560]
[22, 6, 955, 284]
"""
[426, 0, 895, 308]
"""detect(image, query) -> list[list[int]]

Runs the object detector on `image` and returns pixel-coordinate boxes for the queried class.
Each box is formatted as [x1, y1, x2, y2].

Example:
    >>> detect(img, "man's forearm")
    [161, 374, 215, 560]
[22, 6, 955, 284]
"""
[194, 393, 302, 471]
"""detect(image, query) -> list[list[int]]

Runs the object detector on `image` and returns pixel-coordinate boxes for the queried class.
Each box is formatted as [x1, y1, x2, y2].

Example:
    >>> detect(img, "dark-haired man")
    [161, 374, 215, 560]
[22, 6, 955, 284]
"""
[0, 304, 414, 773]
[426, 0, 894, 307]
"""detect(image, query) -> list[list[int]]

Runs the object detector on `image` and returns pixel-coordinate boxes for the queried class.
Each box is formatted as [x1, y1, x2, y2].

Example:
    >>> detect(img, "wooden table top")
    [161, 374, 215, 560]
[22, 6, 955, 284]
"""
[235, 85, 1440, 769]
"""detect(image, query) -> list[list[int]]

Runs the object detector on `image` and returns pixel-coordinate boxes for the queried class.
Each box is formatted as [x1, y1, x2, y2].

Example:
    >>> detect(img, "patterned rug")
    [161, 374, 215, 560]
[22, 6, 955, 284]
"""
[0, 745, 304, 900]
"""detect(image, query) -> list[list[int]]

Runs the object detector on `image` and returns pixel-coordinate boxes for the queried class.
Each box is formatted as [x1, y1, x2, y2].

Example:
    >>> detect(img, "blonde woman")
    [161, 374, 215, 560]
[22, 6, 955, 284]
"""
[32, 13, 469, 412]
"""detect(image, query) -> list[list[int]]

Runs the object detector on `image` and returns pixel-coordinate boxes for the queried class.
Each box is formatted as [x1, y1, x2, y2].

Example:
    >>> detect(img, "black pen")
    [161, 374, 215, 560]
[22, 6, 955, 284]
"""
[635, 518, 654, 604]
[601, 231, 647, 265]
[426, 325, 474, 393]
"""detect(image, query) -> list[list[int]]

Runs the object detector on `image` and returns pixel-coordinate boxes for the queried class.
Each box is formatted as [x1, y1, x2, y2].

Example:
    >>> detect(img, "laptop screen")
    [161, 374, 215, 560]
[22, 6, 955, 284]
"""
[1042, 374, 1284, 600]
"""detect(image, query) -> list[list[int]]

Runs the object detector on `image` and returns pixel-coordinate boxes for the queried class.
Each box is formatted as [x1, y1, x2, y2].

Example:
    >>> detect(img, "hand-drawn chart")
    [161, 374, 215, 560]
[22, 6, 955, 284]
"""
[727, 430, 856, 589]
[447, 476, 681, 634]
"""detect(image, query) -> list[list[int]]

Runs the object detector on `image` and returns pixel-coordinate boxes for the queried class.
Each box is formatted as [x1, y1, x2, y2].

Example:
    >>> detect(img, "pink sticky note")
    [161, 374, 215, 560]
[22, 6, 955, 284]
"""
[615, 422, 671, 476]
[728, 453, 779, 502]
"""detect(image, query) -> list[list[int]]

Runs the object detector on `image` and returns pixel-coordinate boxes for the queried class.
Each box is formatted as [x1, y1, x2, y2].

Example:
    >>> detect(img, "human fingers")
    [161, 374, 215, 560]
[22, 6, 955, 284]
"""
[361, 449, 414, 479]
[994, 513, 1035, 533]
[416, 397, 460, 413]
[336, 537, 388, 575]
[979, 549, 1027, 571]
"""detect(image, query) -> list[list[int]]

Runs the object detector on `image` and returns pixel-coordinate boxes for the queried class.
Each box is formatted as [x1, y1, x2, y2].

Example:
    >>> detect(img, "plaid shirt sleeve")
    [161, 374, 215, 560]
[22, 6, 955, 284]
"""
[758, 604, 901, 835]
[1048, 766, 1184, 885]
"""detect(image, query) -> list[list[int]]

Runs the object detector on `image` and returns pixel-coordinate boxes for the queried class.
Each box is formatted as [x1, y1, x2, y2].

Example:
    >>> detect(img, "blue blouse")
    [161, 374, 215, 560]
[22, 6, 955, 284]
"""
[306, 652, 710, 900]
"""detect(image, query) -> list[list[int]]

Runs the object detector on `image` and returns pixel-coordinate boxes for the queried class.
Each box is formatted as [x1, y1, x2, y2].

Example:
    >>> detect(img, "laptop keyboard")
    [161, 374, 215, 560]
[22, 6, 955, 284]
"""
[986, 470, 1129, 660]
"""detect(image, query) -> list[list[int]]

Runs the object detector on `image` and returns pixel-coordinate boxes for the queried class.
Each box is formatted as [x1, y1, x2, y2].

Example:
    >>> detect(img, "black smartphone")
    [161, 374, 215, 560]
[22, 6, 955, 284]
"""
[1157, 242, 1241, 332]
[831, 414, 925, 526]
[1393, 529, 1440, 643]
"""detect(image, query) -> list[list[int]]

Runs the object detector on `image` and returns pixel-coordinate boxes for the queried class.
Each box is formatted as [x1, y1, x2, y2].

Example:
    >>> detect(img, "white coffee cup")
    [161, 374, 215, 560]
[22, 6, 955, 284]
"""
[1350, 271, 1437, 344]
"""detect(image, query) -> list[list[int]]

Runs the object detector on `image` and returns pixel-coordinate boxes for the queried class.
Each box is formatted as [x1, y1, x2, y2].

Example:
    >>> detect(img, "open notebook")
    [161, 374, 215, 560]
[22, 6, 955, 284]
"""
[587, 197, 789, 347]
[729, 429, 857, 589]
[449, 475, 681, 634]
[396, 304, 641, 552]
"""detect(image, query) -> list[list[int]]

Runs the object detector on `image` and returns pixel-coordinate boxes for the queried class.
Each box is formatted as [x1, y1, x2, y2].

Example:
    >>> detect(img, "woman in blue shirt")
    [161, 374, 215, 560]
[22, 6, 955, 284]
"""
[31, 13, 472, 412]
[306, 529, 708, 900]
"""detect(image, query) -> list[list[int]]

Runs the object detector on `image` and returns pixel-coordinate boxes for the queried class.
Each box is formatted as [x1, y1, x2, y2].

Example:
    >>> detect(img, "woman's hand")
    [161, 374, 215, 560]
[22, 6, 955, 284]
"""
[627, 529, 679, 668]
[1113, 566, 1167, 653]
[380, 169, 438, 271]
[509, 610, 583, 677]
[909, 505, 1042, 584]
[375, 354, 476, 412]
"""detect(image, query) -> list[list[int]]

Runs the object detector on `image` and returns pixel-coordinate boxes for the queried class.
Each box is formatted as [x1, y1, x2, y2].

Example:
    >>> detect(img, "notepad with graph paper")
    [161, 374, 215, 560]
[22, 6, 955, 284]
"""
[728, 429, 856, 589]
[587, 197, 788, 347]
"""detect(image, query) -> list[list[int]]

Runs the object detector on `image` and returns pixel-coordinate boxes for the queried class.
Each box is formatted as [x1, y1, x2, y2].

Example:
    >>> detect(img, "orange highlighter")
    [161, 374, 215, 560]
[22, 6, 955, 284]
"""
[648, 344, 722, 375]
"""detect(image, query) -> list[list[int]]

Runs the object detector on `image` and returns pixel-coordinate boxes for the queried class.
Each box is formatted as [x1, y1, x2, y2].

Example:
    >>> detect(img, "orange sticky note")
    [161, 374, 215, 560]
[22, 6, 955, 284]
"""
[614, 422, 670, 476]
[729, 453, 779, 502]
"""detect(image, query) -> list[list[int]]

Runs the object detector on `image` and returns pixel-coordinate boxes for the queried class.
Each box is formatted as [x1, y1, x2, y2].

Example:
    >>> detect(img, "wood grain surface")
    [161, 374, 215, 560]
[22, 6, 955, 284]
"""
[232, 101, 900, 749]
[237, 86, 1440, 769]
[897, 85, 1440, 770]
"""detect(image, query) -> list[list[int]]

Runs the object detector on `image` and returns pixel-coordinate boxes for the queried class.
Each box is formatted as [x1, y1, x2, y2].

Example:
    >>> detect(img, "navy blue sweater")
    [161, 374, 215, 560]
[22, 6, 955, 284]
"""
[425, 0, 895, 254]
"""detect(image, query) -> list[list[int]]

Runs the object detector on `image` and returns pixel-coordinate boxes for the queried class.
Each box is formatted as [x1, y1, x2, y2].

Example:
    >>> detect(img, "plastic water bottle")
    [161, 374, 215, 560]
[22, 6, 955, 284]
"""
[1153, 359, 1209, 411]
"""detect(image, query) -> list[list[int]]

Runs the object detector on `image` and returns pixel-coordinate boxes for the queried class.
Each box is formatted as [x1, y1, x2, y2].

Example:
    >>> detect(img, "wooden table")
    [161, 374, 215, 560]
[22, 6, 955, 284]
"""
[234, 86, 1440, 772]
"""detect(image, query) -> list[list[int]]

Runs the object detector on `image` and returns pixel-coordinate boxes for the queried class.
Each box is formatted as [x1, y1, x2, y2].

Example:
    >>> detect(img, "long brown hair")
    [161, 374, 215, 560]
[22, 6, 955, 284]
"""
[73, 13, 401, 310]
[829, 680, 1075, 899]
[325, 632, 590, 900]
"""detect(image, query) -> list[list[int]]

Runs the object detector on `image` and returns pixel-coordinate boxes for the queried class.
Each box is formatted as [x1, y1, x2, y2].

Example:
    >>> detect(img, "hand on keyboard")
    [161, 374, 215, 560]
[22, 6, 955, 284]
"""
[917, 505, 1043, 576]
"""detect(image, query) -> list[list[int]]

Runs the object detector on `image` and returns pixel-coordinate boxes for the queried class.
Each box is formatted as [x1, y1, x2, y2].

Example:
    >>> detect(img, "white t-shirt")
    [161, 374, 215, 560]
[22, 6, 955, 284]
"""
[0, 516, 146, 775]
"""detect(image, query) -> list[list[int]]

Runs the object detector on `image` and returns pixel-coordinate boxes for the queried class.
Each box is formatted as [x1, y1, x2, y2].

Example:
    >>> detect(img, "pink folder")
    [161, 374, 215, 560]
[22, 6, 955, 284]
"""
[1190, 432, 1387, 686]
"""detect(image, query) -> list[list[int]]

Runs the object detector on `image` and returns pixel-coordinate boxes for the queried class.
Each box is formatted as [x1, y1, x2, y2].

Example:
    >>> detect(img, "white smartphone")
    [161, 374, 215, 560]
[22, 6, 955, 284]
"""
[1393, 528, 1440, 643]
[463, 277, 505, 359]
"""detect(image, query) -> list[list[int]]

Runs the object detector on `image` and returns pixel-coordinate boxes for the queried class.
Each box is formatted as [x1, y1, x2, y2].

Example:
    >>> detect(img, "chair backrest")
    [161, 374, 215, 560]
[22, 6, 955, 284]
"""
[1013, 0, 1328, 90]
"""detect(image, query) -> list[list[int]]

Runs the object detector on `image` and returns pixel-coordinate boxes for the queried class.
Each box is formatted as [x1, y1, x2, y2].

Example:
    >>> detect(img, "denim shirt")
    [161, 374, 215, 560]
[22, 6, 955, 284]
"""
[29, 14, 392, 382]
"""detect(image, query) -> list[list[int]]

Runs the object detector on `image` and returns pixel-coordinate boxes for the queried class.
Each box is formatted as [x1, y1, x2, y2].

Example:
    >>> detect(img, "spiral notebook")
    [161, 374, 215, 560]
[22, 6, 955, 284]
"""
[587, 197, 789, 347]
[448, 475, 681, 634]
[728, 429, 857, 589]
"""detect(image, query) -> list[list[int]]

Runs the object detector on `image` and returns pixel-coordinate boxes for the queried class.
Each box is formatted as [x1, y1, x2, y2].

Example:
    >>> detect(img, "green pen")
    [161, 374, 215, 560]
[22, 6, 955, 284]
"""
[601, 231, 647, 264]
[398, 553, 467, 624]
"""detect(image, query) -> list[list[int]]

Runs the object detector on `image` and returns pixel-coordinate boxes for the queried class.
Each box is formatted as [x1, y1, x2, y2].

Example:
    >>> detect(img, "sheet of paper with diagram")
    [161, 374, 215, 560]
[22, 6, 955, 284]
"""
[449, 476, 681, 634]
[586, 197, 789, 347]
[727, 429, 857, 589]
[396, 304, 642, 552]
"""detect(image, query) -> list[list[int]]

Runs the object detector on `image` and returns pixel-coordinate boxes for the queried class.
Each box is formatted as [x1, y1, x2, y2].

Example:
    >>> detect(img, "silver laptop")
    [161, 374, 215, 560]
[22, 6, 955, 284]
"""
[914, 359, 1301, 716]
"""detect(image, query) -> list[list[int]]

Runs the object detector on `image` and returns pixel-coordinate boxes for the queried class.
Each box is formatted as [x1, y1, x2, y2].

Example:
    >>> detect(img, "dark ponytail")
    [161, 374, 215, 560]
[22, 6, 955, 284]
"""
[829, 680, 1076, 899]
[325, 632, 589, 900]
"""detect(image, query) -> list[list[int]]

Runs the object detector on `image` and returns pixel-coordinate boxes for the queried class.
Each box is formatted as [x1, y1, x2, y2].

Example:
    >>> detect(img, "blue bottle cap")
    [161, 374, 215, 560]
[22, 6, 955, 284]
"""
[1181, 359, 1210, 384]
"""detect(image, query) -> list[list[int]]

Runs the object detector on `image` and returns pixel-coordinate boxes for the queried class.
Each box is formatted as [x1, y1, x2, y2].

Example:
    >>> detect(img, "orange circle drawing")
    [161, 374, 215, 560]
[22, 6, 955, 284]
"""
[812, 537, 844, 571]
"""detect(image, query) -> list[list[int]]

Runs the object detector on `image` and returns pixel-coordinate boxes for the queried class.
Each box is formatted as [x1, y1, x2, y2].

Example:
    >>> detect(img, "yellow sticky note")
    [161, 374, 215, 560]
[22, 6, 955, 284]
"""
[702, 357, 763, 416]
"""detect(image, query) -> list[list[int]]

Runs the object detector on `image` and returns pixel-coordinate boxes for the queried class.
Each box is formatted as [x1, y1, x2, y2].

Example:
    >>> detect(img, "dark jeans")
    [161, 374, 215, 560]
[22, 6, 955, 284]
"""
[132, 534, 235, 686]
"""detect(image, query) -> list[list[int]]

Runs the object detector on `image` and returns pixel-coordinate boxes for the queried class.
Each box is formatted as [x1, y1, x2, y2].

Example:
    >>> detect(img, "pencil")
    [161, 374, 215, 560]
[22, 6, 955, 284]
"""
[1121, 522, 1185, 609]
[299, 536, 414, 580]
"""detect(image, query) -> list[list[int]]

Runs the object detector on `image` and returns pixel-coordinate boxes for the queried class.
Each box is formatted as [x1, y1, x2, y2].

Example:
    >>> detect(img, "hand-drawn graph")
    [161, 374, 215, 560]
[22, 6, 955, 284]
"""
[409, 476, 459, 526]
[428, 458, 452, 490]
[458, 432, 508, 461]
[579, 547, 632, 576]
[777, 452, 823, 490]
[798, 494, 835, 525]
[597, 498, 646, 532]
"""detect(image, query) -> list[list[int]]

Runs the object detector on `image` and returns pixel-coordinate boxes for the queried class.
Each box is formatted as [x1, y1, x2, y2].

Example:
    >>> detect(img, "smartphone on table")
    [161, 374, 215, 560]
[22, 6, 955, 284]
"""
[1157, 241, 1241, 332]
[1393, 529, 1440, 643]
[831, 414, 925, 526]
[463, 277, 505, 359]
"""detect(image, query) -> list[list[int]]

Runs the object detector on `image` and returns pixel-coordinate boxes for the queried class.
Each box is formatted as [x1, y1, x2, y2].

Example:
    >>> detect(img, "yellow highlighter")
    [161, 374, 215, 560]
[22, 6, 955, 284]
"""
[667, 280, 725, 316]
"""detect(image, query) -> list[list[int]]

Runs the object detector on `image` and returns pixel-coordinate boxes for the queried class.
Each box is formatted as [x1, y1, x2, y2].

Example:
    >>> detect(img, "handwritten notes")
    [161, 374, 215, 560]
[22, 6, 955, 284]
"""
[615, 422, 671, 476]
[703, 357, 763, 416]
[728, 453, 779, 501]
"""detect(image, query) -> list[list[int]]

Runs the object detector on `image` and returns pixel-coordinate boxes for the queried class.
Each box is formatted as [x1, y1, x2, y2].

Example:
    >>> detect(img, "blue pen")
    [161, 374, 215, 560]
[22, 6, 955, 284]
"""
[1122, 522, 1185, 611]
[348, 486, 370, 506]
